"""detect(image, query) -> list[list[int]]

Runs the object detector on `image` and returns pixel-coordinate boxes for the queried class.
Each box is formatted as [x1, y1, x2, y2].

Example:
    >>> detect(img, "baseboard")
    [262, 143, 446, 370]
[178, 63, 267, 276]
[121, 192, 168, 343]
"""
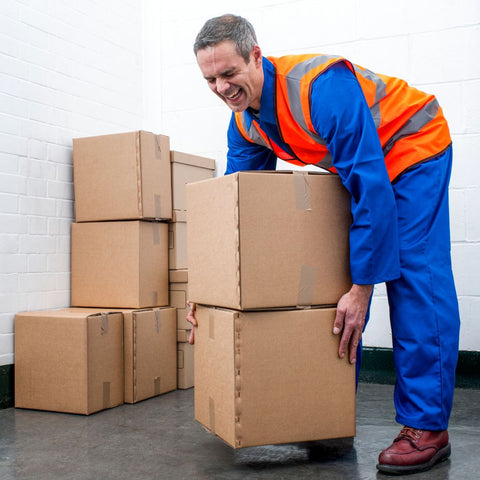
[0, 349, 478, 410]
[359, 347, 480, 389]
[0, 364, 14, 409]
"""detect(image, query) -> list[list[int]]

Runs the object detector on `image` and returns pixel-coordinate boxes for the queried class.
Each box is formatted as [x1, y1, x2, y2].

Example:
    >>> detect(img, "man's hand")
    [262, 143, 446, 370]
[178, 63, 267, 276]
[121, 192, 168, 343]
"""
[186, 301, 197, 344]
[333, 284, 373, 364]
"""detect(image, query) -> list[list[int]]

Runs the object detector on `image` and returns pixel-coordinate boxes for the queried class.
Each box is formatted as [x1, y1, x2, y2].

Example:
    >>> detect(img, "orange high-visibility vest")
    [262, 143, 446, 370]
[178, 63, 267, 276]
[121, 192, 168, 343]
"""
[234, 54, 451, 182]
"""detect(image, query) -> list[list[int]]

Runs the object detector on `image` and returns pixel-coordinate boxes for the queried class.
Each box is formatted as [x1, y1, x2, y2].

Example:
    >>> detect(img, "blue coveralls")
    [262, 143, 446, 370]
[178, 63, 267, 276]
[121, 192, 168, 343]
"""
[226, 58, 460, 431]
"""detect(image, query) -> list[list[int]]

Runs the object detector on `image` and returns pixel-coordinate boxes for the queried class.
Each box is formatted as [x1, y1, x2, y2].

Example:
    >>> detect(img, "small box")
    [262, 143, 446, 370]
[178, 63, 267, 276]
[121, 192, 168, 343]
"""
[122, 307, 177, 403]
[186, 171, 352, 310]
[170, 150, 215, 211]
[71, 221, 169, 308]
[169, 269, 189, 329]
[73, 131, 172, 222]
[14, 309, 124, 415]
[177, 335, 194, 390]
[194, 305, 355, 448]
[168, 211, 187, 270]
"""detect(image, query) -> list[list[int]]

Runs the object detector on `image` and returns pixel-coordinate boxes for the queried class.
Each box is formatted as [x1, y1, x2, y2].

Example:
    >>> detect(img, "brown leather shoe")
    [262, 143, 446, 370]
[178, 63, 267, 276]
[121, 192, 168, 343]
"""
[376, 426, 451, 475]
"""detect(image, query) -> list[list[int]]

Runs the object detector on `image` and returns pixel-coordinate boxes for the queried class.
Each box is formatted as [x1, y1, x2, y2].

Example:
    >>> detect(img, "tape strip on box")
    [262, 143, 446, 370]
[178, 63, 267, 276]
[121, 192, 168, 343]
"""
[297, 265, 316, 307]
[293, 171, 312, 211]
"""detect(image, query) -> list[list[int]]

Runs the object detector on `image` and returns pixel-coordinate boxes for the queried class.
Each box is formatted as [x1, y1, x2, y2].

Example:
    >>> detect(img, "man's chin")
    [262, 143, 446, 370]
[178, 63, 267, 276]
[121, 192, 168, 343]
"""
[224, 100, 248, 113]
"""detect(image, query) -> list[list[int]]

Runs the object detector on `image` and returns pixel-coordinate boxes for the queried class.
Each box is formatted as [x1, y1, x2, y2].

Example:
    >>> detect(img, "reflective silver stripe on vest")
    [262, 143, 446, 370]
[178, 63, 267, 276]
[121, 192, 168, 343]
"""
[383, 98, 439, 158]
[239, 114, 271, 150]
[286, 55, 342, 146]
[352, 66, 387, 128]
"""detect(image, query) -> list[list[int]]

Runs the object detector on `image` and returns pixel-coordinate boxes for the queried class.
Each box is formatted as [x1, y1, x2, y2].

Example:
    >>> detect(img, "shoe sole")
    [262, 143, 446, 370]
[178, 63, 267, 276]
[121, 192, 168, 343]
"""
[376, 442, 451, 475]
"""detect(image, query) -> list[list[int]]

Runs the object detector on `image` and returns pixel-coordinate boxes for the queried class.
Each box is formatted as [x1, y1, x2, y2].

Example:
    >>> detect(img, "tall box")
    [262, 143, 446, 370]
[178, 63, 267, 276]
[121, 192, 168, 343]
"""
[186, 172, 352, 310]
[194, 306, 355, 448]
[71, 221, 169, 308]
[169, 269, 189, 329]
[170, 150, 215, 211]
[122, 307, 177, 403]
[14, 309, 124, 415]
[168, 211, 187, 270]
[73, 131, 172, 222]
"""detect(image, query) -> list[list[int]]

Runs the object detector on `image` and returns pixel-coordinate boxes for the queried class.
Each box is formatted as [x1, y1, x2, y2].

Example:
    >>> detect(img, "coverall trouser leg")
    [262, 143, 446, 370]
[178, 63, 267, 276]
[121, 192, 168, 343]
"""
[385, 147, 460, 431]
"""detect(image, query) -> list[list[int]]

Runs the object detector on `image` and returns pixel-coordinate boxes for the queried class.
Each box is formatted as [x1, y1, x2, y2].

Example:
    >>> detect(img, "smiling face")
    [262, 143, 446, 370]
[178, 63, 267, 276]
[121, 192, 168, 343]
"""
[196, 40, 264, 112]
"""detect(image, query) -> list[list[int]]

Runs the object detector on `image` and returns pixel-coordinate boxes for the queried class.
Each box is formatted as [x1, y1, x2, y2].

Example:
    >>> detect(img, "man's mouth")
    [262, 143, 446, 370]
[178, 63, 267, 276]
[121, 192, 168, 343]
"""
[224, 88, 242, 101]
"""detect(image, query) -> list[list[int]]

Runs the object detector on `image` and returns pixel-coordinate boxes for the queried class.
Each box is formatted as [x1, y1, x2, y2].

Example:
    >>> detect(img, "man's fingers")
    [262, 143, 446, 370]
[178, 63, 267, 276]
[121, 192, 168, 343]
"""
[333, 308, 345, 335]
[186, 301, 198, 327]
[188, 327, 195, 345]
[338, 328, 351, 360]
[349, 329, 362, 364]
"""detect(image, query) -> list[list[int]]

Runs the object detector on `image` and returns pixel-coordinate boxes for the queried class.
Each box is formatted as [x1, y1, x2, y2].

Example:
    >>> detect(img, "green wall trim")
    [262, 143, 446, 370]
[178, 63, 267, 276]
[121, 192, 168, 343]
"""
[0, 349, 478, 409]
[0, 364, 14, 409]
[359, 347, 480, 389]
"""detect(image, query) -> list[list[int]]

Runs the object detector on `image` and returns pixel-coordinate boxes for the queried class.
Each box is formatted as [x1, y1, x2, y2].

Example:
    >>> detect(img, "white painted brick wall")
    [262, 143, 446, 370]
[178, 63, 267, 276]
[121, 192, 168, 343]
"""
[0, 0, 145, 365]
[151, 0, 480, 352]
[1, 1, 479, 365]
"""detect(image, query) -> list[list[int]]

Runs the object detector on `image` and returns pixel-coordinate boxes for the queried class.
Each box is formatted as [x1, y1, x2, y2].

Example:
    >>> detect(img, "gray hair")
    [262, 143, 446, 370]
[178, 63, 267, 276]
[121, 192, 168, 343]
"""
[194, 14, 258, 63]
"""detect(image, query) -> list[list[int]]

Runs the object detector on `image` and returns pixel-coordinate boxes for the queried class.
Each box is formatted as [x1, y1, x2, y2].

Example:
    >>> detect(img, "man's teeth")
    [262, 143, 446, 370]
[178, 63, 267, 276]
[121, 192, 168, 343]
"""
[226, 89, 241, 100]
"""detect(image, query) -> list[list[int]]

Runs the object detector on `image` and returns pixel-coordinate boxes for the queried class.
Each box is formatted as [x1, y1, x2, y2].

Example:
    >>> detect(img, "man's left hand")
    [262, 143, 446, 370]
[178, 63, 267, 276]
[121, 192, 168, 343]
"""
[333, 284, 373, 364]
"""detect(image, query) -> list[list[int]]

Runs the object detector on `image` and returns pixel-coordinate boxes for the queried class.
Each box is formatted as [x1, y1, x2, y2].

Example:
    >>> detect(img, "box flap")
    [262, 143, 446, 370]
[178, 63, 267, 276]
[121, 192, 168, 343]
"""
[237, 171, 351, 309]
[73, 131, 142, 221]
[236, 308, 355, 447]
[169, 269, 188, 283]
[170, 150, 215, 170]
[128, 307, 177, 402]
[140, 132, 172, 220]
[194, 306, 237, 447]
[172, 210, 187, 223]
[187, 174, 242, 309]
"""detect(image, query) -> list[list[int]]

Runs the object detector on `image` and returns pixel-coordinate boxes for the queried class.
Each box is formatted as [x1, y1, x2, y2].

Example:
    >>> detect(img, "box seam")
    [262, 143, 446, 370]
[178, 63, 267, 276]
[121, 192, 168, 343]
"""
[234, 312, 241, 448]
[234, 174, 241, 309]
[136, 131, 143, 217]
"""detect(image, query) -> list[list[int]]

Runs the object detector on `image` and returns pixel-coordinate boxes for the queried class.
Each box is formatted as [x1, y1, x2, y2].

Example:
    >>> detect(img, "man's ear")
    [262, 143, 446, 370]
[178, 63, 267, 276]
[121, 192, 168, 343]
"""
[252, 45, 262, 67]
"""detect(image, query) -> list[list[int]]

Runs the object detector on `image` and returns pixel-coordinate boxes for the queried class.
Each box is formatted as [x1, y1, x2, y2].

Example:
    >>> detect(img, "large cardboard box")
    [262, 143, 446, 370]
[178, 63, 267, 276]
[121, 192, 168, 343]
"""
[122, 307, 177, 403]
[177, 335, 194, 390]
[73, 131, 172, 222]
[194, 305, 355, 448]
[71, 221, 169, 308]
[168, 211, 187, 270]
[186, 171, 352, 310]
[169, 269, 189, 329]
[170, 150, 215, 211]
[14, 309, 124, 415]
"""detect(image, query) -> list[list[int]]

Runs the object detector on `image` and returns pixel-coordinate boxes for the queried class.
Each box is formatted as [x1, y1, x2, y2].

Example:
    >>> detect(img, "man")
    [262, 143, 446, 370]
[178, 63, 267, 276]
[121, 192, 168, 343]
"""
[188, 14, 460, 475]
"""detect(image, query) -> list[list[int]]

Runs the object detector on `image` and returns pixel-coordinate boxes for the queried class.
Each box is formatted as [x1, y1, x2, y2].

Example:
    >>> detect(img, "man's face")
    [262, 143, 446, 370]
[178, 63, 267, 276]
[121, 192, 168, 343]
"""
[196, 40, 263, 112]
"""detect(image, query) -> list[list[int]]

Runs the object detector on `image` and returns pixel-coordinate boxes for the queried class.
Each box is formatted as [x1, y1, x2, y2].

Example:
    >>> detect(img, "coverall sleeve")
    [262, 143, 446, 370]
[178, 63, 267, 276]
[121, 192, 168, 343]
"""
[310, 63, 401, 285]
[226, 114, 277, 174]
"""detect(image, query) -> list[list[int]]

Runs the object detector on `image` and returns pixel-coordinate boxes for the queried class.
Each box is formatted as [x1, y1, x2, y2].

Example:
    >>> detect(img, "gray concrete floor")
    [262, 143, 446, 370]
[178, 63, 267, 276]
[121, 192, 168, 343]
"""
[0, 383, 478, 480]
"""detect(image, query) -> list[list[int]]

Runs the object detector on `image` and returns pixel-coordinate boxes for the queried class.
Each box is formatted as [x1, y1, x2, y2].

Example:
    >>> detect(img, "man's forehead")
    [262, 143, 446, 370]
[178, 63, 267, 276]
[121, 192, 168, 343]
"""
[197, 42, 244, 76]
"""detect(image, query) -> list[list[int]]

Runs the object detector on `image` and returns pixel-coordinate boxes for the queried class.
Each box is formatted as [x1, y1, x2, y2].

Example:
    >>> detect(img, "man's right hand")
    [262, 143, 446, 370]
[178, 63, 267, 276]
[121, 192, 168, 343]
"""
[186, 301, 197, 344]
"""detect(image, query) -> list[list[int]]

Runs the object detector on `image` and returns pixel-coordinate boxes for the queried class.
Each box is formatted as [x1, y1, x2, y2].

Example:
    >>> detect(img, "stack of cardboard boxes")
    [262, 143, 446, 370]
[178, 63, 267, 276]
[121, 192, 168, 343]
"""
[14, 131, 215, 414]
[168, 151, 216, 388]
[186, 171, 357, 448]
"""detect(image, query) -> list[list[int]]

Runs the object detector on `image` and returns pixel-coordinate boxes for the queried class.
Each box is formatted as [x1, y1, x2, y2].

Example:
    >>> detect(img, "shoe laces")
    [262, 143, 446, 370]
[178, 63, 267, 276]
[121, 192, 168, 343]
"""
[395, 426, 423, 443]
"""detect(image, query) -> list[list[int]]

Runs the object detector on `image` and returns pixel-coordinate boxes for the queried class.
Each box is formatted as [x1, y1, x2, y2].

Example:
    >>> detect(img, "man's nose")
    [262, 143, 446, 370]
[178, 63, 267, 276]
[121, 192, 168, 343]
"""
[216, 78, 230, 94]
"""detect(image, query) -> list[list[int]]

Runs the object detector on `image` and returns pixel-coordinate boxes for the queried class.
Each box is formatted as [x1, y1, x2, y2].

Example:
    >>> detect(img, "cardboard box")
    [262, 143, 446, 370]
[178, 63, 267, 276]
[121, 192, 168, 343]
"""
[73, 131, 172, 222]
[71, 221, 169, 308]
[169, 269, 189, 329]
[177, 335, 194, 390]
[171, 150, 215, 211]
[122, 307, 177, 403]
[14, 309, 124, 415]
[168, 211, 187, 270]
[186, 171, 352, 310]
[194, 305, 355, 448]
